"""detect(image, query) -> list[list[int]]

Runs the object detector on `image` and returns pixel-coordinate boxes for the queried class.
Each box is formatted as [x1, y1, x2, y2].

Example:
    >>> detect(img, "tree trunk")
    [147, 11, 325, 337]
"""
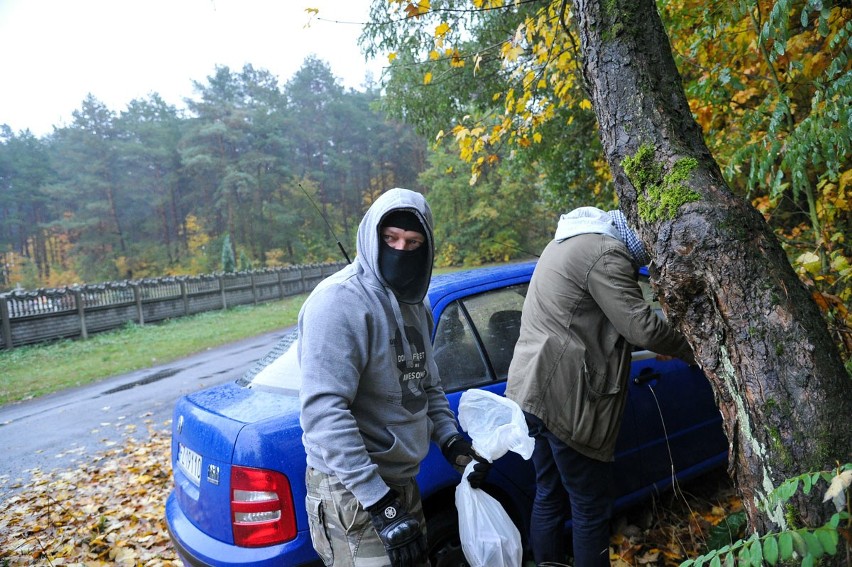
[571, 0, 852, 535]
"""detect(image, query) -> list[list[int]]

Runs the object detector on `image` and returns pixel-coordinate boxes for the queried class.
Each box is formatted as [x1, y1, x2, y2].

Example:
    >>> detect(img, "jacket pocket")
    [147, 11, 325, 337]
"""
[306, 495, 334, 566]
[567, 361, 622, 450]
[583, 359, 621, 401]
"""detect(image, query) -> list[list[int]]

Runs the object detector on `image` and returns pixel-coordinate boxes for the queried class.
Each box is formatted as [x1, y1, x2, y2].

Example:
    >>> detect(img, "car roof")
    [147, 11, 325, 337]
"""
[426, 261, 537, 317]
[426, 261, 647, 304]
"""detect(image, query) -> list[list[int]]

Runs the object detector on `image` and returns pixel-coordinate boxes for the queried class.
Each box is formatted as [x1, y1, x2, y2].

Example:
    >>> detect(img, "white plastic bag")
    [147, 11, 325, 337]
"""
[456, 462, 523, 567]
[454, 390, 534, 567]
[457, 389, 534, 461]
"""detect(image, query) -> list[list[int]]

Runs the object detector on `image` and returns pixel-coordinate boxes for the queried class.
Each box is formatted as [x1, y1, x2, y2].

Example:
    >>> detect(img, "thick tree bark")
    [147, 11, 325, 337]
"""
[571, 0, 852, 536]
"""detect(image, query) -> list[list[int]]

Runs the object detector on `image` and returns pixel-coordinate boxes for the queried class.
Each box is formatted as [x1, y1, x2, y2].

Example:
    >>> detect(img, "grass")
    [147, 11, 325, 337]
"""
[0, 293, 308, 406]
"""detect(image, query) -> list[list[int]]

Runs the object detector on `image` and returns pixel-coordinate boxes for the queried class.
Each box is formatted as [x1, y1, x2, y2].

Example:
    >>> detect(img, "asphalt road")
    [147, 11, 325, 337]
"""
[0, 327, 294, 494]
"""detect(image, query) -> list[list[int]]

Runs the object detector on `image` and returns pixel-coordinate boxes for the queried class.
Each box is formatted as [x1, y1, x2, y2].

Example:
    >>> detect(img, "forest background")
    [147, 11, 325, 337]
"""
[0, 0, 849, 368]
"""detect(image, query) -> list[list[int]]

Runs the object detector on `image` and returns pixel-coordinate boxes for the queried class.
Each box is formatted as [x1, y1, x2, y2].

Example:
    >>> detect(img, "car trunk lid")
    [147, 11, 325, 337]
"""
[171, 381, 301, 545]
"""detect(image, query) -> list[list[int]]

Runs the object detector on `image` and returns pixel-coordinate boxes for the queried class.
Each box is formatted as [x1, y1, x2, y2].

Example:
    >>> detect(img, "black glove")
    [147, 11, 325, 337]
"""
[441, 433, 491, 488]
[367, 490, 428, 567]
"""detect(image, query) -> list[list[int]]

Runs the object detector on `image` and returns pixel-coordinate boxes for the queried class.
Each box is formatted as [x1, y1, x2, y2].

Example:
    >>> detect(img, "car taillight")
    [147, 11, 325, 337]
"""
[231, 466, 297, 547]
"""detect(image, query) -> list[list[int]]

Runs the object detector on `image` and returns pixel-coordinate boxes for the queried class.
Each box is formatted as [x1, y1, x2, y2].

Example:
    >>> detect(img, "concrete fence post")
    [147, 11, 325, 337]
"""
[219, 275, 227, 310]
[0, 295, 12, 349]
[132, 283, 144, 326]
[180, 280, 189, 316]
[72, 288, 88, 340]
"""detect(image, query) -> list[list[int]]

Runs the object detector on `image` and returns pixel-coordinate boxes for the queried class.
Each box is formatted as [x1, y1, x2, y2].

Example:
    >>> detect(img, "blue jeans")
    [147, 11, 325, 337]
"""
[525, 412, 613, 567]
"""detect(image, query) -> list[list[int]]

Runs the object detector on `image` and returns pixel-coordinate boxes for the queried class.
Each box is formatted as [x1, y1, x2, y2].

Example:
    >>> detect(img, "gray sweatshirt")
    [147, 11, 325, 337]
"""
[298, 188, 459, 508]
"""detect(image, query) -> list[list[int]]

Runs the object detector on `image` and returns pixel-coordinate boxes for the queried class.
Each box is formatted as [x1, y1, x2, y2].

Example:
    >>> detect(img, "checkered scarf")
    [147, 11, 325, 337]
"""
[608, 210, 650, 266]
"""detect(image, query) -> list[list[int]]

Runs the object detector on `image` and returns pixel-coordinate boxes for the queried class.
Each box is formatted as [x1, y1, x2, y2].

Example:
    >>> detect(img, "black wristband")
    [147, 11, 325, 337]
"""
[442, 433, 464, 453]
[367, 489, 398, 515]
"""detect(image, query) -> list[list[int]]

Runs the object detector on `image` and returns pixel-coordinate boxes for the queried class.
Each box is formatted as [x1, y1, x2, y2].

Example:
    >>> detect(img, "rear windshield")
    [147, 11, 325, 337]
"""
[238, 331, 302, 391]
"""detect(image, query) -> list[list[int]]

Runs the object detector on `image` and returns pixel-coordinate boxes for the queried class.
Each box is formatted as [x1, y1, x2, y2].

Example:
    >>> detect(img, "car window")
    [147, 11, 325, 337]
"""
[433, 301, 489, 391]
[460, 284, 527, 380]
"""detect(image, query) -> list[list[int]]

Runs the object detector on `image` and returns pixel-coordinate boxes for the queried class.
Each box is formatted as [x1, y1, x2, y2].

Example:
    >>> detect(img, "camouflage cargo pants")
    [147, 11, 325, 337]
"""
[306, 467, 431, 567]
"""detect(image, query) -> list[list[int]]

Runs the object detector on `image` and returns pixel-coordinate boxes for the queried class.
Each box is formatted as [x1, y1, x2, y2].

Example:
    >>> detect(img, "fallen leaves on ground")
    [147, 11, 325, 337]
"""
[0, 421, 743, 567]
[610, 469, 745, 567]
[0, 421, 179, 566]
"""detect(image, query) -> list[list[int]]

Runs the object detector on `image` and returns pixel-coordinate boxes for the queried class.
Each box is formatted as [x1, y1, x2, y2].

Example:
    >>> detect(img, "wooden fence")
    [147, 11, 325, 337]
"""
[0, 262, 346, 350]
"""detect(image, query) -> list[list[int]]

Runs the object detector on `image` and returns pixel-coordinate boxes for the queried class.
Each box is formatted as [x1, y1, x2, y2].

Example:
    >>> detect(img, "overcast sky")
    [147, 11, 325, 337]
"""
[0, 0, 385, 137]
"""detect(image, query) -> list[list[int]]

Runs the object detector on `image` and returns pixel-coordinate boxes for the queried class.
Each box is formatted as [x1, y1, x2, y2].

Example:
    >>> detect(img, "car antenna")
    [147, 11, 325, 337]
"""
[495, 240, 541, 259]
[298, 182, 352, 264]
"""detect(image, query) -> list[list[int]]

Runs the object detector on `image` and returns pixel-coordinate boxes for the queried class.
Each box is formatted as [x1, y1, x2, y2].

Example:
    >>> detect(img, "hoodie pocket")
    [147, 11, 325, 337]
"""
[374, 416, 432, 470]
[567, 360, 622, 450]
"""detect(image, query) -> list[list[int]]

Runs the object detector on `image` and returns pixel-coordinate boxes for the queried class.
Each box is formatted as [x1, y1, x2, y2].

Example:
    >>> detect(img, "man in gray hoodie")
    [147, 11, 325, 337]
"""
[298, 188, 488, 567]
[506, 206, 694, 567]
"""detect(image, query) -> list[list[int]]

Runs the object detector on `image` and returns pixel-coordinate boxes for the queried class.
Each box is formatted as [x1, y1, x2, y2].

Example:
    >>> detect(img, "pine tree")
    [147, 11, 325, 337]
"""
[221, 234, 236, 273]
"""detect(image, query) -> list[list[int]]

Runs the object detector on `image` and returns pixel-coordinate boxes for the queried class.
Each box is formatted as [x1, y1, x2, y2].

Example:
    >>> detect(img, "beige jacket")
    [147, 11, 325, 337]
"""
[505, 231, 693, 462]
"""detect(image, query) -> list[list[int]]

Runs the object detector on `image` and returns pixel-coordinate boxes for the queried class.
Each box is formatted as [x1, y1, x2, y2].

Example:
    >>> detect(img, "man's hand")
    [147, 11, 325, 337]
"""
[367, 490, 428, 567]
[441, 433, 491, 488]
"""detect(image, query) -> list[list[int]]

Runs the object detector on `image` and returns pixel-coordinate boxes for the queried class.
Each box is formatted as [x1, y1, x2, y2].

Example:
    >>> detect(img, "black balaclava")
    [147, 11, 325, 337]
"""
[379, 210, 429, 304]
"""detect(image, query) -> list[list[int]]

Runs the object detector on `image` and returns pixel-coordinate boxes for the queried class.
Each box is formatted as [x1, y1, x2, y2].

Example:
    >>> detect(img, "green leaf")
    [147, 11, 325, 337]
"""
[815, 527, 838, 555]
[829, 512, 842, 528]
[779, 532, 794, 560]
[710, 554, 722, 567]
[818, 13, 829, 35]
[812, 472, 823, 487]
[763, 535, 779, 565]
[783, 479, 798, 502]
[749, 540, 763, 565]
[737, 544, 752, 566]
[802, 553, 814, 567]
[706, 512, 747, 550]
[791, 532, 808, 556]
[801, 531, 824, 557]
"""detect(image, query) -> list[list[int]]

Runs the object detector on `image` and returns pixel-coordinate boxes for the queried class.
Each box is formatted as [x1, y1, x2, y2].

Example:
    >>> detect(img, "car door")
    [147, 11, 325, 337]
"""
[433, 281, 649, 503]
[436, 276, 668, 490]
[432, 284, 537, 502]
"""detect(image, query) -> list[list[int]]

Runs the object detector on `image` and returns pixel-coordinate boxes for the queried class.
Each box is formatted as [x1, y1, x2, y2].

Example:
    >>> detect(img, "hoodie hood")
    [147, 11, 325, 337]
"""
[352, 188, 434, 367]
[356, 188, 434, 305]
[554, 207, 621, 241]
[554, 206, 649, 266]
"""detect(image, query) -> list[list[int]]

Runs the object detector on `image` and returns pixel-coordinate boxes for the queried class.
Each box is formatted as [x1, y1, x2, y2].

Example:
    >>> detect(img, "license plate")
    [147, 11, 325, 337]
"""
[178, 443, 202, 485]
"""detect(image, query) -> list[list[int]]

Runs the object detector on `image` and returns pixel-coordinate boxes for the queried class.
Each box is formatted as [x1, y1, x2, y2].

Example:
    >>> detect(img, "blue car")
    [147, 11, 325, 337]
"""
[165, 261, 727, 566]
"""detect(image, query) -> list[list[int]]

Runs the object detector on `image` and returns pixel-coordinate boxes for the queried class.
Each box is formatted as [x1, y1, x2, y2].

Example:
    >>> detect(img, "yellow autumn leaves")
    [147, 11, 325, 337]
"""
[1, 423, 180, 566]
